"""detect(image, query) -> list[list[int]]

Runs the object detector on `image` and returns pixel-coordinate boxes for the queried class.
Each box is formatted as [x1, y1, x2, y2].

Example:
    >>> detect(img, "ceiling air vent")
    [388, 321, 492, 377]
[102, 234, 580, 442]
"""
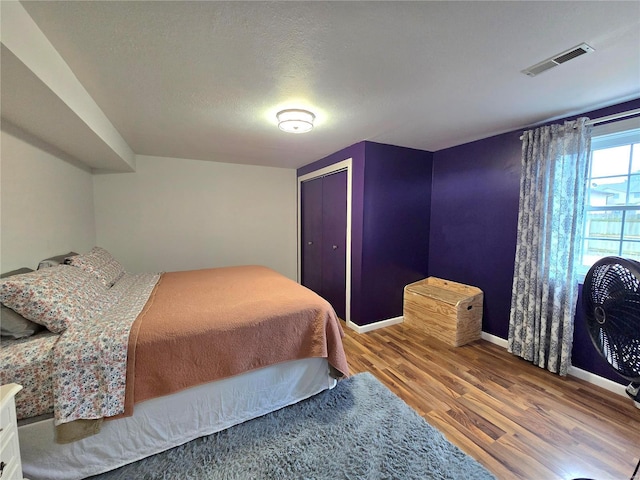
[522, 43, 595, 77]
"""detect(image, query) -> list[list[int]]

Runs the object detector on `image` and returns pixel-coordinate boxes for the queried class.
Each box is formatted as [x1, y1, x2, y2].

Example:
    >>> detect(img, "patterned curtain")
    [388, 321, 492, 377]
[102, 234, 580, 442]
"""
[508, 118, 591, 375]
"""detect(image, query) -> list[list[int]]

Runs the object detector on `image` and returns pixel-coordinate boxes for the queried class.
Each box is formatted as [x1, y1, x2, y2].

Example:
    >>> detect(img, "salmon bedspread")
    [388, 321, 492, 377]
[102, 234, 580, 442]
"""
[123, 265, 349, 414]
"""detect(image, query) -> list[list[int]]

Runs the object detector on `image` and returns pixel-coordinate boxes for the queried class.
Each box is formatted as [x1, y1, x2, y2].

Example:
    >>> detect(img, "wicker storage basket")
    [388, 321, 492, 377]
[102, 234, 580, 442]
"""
[403, 277, 483, 346]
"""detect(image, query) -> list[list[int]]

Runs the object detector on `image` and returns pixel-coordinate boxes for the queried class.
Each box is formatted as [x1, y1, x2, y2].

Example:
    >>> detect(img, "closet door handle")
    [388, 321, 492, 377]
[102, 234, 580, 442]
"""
[332, 245, 338, 250]
[307, 241, 313, 245]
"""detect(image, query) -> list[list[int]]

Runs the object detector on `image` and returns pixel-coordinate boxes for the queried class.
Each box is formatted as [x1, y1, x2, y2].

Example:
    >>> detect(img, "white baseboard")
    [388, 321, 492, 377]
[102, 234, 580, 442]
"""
[480, 332, 628, 398]
[567, 365, 628, 397]
[481, 331, 509, 348]
[346, 316, 404, 334]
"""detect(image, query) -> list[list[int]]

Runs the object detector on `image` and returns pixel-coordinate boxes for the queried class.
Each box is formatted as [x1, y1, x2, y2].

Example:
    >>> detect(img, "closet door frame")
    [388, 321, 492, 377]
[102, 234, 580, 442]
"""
[297, 158, 352, 323]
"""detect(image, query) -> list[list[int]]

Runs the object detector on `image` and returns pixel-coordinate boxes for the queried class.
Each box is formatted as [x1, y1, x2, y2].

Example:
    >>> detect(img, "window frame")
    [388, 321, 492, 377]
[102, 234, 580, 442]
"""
[578, 116, 640, 280]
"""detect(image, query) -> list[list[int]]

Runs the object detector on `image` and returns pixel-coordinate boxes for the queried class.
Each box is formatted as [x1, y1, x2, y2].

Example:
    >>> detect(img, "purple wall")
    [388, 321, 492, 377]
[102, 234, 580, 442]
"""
[298, 141, 433, 325]
[359, 142, 432, 323]
[297, 142, 365, 177]
[430, 98, 640, 385]
[429, 131, 522, 339]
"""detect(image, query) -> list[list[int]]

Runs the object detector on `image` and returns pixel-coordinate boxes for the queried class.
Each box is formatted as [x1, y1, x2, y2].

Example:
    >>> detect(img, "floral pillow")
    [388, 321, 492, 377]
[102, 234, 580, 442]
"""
[67, 246, 125, 288]
[0, 267, 44, 338]
[0, 266, 112, 334]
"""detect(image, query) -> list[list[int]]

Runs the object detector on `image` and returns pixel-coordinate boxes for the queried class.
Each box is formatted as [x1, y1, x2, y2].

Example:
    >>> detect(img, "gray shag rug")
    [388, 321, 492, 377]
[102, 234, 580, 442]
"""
[90, 372, 495, 479]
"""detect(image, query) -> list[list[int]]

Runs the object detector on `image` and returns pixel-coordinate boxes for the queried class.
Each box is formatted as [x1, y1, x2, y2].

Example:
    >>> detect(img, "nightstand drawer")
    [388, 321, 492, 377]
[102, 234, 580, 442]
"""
[0, 396, 17, 439]
[1, 428, 21, 479]
[0, 384, 24, 480]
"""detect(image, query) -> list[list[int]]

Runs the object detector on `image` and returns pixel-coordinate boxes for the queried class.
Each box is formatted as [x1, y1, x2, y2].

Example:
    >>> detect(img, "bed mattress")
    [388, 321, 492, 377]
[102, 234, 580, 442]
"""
[20, 357, 336, 480]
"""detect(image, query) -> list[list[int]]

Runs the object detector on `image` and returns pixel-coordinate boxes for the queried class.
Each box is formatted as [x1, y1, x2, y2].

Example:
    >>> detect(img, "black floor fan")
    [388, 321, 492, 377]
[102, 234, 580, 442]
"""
[582, 256, 640, 480]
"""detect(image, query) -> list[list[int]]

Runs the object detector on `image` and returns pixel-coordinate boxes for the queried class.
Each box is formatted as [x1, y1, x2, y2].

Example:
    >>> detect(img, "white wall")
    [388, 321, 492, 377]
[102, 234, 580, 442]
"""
[93, 155, 297, 279]
[0, 127, 96, 272]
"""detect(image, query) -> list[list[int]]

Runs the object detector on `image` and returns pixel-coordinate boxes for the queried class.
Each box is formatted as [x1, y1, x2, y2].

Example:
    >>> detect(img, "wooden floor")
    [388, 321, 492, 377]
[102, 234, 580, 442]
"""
[341, 320, 640, 480]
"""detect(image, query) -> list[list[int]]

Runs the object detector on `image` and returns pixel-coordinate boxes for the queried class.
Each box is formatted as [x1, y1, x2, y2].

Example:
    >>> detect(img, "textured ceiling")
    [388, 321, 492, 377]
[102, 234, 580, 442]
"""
[3, 1, 640, 169]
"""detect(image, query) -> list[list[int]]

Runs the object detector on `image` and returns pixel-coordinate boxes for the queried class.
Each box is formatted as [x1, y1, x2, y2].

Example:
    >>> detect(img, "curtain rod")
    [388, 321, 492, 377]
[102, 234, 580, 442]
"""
[584, 107, 640, 126]
[519, 108, 640, 140]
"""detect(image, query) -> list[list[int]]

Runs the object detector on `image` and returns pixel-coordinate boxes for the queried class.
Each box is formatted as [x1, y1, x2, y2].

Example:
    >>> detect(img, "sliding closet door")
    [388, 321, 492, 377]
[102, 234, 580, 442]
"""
[301, 177, 323, 295]
[300, 170, 347, 319]
[320, 171, 347, 319]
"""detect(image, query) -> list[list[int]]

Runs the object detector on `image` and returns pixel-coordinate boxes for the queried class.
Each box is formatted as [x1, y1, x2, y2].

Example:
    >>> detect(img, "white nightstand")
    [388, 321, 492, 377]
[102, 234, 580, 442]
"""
[1, 384, 24, 480]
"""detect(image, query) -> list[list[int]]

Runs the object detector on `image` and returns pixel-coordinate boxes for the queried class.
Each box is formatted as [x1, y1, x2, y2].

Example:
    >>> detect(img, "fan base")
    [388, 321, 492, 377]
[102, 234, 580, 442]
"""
[626, 383, 640, 409]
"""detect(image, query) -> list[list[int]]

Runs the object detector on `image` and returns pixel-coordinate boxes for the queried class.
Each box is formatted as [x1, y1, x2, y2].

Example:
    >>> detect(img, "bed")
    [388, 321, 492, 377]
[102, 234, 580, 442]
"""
[0, 247, 349, 480]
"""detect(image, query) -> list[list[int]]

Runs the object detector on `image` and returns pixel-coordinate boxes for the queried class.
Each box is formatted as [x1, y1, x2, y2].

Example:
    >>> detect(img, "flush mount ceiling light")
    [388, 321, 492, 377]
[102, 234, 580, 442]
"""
[276, 109, 315, 133]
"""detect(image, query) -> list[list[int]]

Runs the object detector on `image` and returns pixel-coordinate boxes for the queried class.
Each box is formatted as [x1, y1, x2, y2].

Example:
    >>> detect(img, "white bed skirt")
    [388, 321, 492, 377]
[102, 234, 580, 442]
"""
[20, 358, 336, 480]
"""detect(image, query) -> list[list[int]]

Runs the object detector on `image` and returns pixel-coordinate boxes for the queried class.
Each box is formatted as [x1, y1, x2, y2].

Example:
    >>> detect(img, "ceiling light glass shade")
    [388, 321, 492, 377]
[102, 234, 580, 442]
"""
[277, 109, 315, 133]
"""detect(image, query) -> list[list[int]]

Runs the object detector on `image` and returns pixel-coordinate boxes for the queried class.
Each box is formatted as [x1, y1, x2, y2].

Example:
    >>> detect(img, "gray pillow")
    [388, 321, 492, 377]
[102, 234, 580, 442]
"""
[1, 267, 45, 339]
[0, 268, 33, 278]
[37, 252, 78, 270]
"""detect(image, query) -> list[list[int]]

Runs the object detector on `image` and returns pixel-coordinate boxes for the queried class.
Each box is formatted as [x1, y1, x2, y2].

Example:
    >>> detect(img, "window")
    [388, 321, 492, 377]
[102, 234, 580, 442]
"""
[579, 116, 640, 275]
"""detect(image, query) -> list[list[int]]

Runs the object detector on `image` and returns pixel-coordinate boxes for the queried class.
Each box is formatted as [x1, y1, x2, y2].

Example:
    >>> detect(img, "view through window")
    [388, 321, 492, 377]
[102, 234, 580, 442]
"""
[581, 116, 640, 274]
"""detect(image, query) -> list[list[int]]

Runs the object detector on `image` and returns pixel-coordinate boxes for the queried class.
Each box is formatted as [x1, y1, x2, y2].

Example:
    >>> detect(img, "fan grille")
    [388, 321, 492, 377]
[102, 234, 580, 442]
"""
[582, 257, 640, 382]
